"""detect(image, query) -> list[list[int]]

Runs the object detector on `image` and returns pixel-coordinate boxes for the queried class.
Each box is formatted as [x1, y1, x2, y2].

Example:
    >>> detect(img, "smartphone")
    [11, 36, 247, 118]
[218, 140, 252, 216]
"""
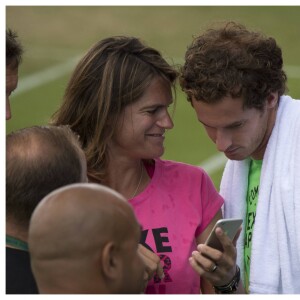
[205, 218, 243, 251]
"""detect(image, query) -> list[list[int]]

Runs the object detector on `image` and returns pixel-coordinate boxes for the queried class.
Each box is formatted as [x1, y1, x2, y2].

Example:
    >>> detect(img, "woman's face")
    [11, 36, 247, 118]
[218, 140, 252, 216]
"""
[109, 77, 174, 160]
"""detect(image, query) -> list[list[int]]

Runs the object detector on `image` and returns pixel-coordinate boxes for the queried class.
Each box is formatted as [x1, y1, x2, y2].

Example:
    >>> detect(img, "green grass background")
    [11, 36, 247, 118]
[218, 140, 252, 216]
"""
[6, 6, 300, 189]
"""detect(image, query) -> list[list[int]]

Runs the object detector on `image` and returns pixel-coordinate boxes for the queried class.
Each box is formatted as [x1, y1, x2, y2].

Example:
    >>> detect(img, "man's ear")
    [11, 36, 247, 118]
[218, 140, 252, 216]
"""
[101, 242, 121, 280]
[266, 92, 279, 108]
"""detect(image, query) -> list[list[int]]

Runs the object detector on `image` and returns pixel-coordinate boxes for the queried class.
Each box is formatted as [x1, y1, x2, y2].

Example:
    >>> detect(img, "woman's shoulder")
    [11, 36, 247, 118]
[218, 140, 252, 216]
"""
[156, 158, 207, 176]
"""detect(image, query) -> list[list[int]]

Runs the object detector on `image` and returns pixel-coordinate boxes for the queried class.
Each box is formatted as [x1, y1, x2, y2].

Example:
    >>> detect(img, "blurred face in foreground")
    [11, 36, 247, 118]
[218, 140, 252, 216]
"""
[118, 210, 146, 293]
[29, 184, 146, 294]
[6, 64, 18, 120]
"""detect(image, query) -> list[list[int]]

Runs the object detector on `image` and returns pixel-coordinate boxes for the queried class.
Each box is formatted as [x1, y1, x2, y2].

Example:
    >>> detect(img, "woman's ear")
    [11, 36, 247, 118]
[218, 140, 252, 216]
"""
[101, 242, 121, 280]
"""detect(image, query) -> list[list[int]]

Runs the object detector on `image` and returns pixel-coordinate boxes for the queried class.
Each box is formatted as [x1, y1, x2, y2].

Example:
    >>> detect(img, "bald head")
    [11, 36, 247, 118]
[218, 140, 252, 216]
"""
[29, 183, 145, 294]
[29, 183, 135, 257]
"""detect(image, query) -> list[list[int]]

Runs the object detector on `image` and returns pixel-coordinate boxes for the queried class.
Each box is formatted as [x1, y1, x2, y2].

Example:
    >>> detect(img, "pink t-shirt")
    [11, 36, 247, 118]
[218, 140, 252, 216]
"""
[129, 159, 224, 294]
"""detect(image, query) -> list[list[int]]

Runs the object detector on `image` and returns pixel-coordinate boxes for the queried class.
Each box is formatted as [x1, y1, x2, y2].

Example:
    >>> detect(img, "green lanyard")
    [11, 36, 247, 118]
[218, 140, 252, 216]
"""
[6, 235, 29, 251]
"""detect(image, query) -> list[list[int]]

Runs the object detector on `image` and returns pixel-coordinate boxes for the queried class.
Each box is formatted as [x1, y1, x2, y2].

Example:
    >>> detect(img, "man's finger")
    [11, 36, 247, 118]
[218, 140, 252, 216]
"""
[232, 226, 242, 247]
[156, 262, 164, 279]
[215, 227, 234, 250]
[138, 244, 164, 279]
[138, 244, 160, 263]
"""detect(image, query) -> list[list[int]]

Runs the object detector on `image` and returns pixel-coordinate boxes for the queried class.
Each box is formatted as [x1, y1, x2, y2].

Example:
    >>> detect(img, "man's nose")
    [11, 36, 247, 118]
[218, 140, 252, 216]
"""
[6, 98, 12, 120]
[215, 130, 231, 152]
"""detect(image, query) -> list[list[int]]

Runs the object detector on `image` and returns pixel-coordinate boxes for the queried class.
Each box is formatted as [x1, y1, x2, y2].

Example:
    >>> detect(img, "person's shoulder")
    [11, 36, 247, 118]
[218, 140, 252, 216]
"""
[292, 98, 300, 113]
[281, 95, 300, 125]
[281, 95, 300, 109]
[157, 158, 207, 175]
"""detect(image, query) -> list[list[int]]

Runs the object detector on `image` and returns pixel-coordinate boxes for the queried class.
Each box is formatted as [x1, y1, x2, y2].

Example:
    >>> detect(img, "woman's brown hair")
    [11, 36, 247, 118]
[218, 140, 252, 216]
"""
[52, 36, 178, 182]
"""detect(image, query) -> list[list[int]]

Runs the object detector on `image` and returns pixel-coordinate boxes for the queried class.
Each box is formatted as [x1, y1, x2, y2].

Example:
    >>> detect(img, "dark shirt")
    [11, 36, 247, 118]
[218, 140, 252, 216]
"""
[6, 247, 38, 294]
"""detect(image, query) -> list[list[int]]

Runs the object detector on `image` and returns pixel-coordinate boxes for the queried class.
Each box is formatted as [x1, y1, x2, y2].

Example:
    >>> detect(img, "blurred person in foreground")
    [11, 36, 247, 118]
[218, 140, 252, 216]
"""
[180, 21, 300, 294]
[6, 125, 87, 294]
[28, 183, 146, 294]
[51, 36, 229, 294]
[6, 28, 23, 120]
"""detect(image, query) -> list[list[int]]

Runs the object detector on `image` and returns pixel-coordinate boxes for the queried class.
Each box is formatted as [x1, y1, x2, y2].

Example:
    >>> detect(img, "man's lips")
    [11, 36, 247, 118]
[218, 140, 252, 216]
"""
[225, 147, 239, 154]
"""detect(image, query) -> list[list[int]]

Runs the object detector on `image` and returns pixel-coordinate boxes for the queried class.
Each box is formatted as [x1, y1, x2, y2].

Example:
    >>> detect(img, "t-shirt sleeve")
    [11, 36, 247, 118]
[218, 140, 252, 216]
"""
[195, 168, 224, 237]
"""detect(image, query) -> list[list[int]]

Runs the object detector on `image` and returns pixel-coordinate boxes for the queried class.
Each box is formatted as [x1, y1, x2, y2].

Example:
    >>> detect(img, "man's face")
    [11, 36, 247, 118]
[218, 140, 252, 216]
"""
[191, 95, 275, 160]
[6, 65, 19, 120]
[119, 214, 145, 294]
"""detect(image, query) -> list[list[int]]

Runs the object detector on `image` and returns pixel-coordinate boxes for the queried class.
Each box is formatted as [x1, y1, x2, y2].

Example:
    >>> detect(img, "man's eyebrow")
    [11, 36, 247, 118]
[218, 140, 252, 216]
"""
[200, 119, 245, 129]
[199, 120, 214, 128]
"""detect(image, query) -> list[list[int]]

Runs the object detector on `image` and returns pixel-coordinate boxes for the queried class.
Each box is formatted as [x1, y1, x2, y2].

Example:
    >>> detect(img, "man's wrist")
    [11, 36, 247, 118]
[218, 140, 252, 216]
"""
[213, 265, 240, 294]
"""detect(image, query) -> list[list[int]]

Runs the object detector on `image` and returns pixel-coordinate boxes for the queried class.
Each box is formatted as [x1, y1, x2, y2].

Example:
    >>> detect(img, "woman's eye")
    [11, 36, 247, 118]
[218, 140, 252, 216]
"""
[234, 123, 243, 128]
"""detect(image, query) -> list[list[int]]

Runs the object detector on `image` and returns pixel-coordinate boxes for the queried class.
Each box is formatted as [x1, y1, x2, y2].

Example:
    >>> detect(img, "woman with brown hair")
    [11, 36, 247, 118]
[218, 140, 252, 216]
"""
[51, 36, 225, 294]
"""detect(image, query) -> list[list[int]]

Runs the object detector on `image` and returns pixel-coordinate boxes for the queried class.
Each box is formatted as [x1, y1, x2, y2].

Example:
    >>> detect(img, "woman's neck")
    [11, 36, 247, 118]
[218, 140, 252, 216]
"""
[105, 159, 150, 200]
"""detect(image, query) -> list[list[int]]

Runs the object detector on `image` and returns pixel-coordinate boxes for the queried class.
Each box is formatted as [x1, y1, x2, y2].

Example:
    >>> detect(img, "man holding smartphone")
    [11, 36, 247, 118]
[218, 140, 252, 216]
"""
[180, 22, 300, 294]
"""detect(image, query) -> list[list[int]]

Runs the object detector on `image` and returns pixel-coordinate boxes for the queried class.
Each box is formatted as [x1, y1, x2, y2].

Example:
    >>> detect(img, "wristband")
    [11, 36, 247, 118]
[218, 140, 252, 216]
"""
[213, 265, 240, 294]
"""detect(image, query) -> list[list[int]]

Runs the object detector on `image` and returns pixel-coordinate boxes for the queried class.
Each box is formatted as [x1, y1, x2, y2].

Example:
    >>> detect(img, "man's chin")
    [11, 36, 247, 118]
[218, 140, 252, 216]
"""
[224, 152, 247, 161]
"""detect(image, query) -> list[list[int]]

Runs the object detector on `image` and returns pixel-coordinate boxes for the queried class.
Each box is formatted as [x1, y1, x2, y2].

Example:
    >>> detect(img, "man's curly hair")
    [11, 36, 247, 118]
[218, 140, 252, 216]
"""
[180, 22, 287, 110]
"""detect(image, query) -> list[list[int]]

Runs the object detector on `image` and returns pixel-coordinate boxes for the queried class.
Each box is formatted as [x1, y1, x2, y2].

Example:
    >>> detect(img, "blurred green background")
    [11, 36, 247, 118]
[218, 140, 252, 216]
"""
[6, 6, 300, 189]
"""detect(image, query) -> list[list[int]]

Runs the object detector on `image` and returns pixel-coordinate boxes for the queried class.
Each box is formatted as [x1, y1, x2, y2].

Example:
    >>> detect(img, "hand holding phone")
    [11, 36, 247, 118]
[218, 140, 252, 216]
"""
[205, 218, 243, 252]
